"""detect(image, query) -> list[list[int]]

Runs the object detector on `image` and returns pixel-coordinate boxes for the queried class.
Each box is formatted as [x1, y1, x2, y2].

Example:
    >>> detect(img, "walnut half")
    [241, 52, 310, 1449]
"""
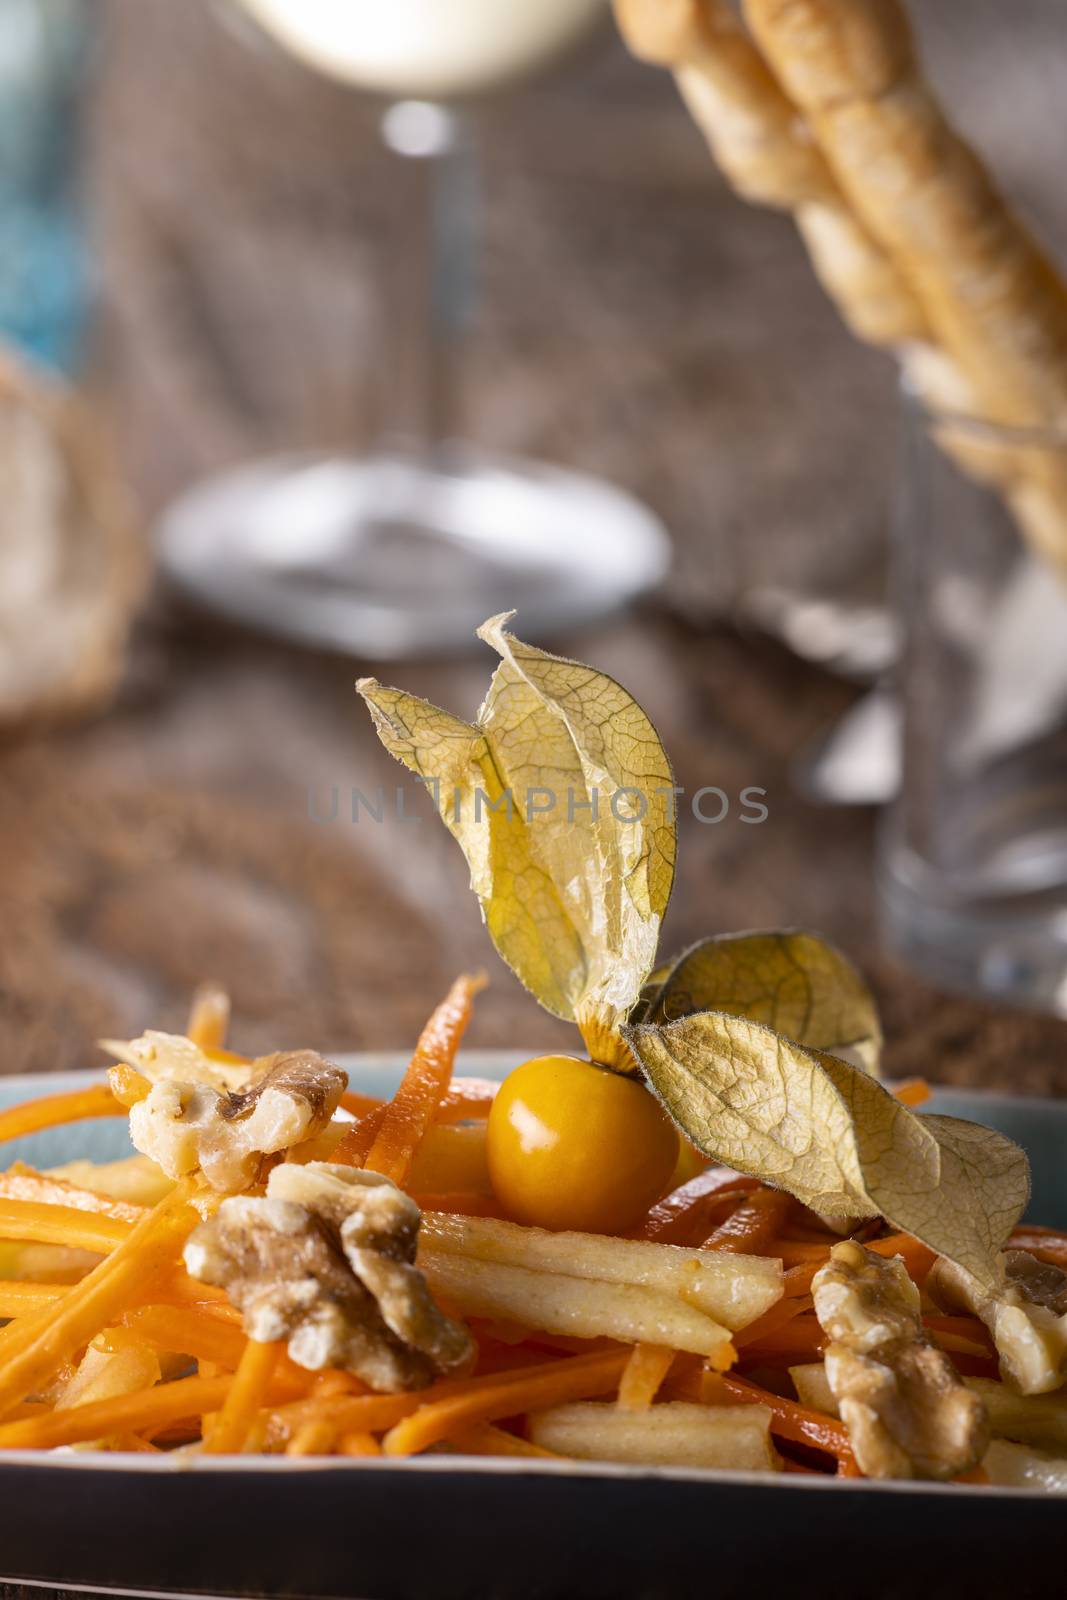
[813, 1240, 988, 1481]
[129, 1051, 346, 1194]
[929, 1251, 1067, 1397]
[183, 1161, 475, 1392]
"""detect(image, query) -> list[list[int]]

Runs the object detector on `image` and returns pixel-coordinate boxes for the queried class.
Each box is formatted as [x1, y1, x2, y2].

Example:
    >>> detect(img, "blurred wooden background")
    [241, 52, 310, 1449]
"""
[1, 0, 1065, 1088]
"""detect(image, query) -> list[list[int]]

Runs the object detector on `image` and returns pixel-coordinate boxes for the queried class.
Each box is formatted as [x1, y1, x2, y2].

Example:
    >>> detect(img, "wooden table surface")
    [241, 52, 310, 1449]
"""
[1, 0, 1065, 1095]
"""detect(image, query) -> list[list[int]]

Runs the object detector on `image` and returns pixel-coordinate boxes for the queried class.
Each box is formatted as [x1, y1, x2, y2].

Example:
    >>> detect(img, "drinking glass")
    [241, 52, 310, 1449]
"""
[879, 390, 1067, 1016]
[158, 0, 669, 658]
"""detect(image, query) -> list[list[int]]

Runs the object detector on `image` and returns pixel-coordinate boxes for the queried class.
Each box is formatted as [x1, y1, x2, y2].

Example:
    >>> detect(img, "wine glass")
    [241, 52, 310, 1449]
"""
[157, 0, 670, 658]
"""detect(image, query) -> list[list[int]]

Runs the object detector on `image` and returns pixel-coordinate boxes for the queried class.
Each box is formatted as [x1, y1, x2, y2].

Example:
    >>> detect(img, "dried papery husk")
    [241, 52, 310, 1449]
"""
[359, 614, 677, 1045]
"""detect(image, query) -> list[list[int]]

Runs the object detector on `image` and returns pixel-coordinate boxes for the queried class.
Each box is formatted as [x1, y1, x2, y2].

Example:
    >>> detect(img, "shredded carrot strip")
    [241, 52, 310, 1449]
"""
[0, 1282, 66, 1318]
[287, 1418, 338, 1457]
[149, 1270, 242, 1320]
[118, 1305, 249, 1370]
[339, 1078, 498, 1125]
[114, 1306, 308, 1386]
[638, 1169, 759, 1243]
[356, 974, 484, 1185]
[923, 1315, 994, 1359]
[0, 1369, 300, 1452]
[271, 1390, 430, 1439]
[383, 1349, 628, 1457]
[770, 1239, 844, 1265]
[702, 1371, 856, 1467]
[277, 1360, 589, 1441]
[781, 1262, 821, 1298]
[734, 1295, 812, 1351]
[338, 1431, 382, 1457]
[313, 1370, 366, 1399]
[734, 1314, 827, 1363]
[0, 1170, 148, 1223]
[892, 1078, 931, 1108]
[617, 1344, 675, 1411]
[0, 1198, 134, 1254]
[0, 1180, 200, 1420]
[1010, 1231, 1067, 1267]
[0, 1378, 227, 1450]
[923, 1314, 990, 1340]
[771, 1233, 937, 1280]
[107, 1064, 151, 1108]
[955, 1464, 990, 1485]
[452, 1422, 561, 1459]
[204, 1045, 253, 1067]
[332, 1104, 388, 1167]
[777, 1225, 838, 1246]
[0, 1084, 121, 1144]
[777, 1219, 840, 1244]
[780, 1455, 822, 1475]
[204, 1340, 281, 1454]
[186, 983, 231, 1052]
[504, 1332, 624, 1359]
[471, 1318, 533, 1348]
[473, 1342, 560, 1379]
[272, 1349, 612, 1444]
[436, 1078, 500, 1123]
[701, 1188, 793, 1253]
[864, 1234, 939, 1278]
[929, 1333, 993, 1361]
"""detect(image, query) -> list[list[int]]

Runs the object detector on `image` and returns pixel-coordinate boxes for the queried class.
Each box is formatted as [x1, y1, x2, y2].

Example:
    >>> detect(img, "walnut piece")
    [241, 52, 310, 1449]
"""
[929, 1251, 1067, 1396]
[184, 1161, 474, 1392]
[102, 1031, 254, 1093]
[813, 1240, 988, 1480]
[129, 1051, 346, 1194]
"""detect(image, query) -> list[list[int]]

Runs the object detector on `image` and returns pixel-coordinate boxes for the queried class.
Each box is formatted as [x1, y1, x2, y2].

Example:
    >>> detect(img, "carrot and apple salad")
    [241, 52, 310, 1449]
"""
[0, 619, 1062, 1488]
[0, 979, 1061, 1485]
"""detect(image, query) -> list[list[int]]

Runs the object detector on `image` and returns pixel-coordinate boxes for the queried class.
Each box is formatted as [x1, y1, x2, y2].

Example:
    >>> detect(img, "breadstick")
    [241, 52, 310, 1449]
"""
[614, 0, 996, 440]
[614, 0, 928, 347]
[744, 0, 1067, 567]
[614, 4, 987, 489]
[743, 0, 1067, 431]
[615, 0, 1067, 571]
